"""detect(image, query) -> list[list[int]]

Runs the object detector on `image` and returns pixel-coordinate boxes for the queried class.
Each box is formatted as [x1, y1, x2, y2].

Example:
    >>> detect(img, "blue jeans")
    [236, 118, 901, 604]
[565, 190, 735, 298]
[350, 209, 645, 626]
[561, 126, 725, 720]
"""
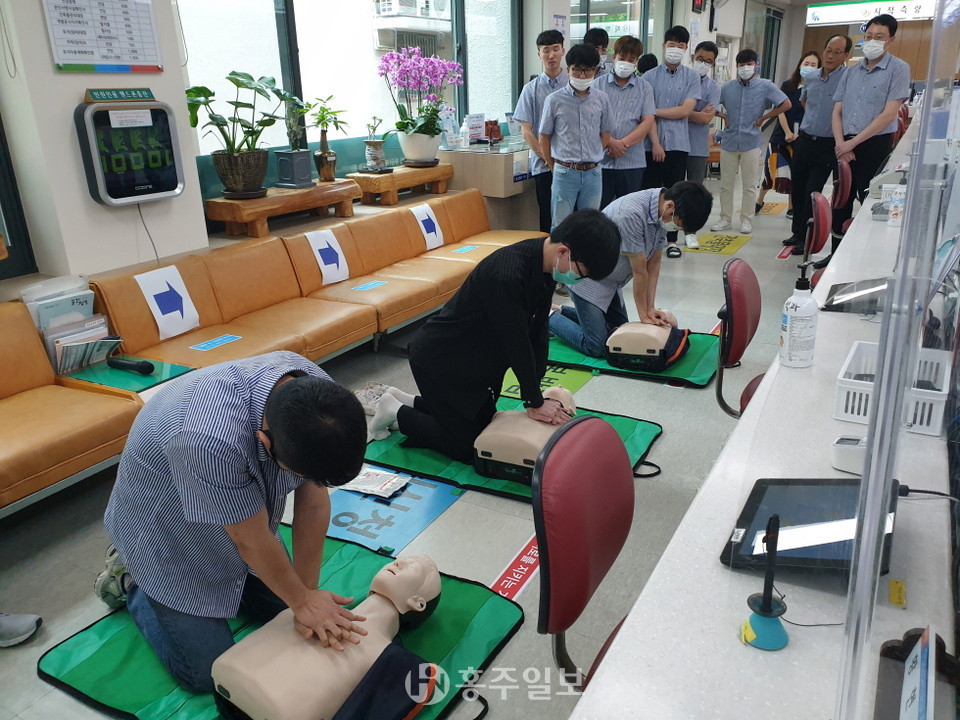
[549, 292, 628, 357]
[551, 164, 602, 230]
[127, 575, 286, 701]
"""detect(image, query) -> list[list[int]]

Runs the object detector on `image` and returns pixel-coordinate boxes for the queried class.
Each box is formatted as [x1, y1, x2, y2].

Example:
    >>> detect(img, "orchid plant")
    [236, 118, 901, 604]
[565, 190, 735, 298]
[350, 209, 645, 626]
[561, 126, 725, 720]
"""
[377, 47, 463, 137]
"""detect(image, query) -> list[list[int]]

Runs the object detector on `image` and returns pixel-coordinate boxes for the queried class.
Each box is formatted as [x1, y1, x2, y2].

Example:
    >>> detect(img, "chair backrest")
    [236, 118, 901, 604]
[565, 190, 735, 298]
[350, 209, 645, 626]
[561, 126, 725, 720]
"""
[533, 415, 635, 636]
[718, 258, 761, 368]
[808, 192, 831, 257]
[898, 103, 909, 123]
[0, 301, 55, 399]
[894, 115, 906, 143]
[834, 157, 852, 210]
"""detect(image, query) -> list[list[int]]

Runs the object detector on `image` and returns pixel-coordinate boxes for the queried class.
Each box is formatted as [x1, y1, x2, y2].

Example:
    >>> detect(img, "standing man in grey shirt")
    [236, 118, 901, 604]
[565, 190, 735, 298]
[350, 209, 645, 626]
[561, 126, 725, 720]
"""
[784, 34, 851, 251]
[824, 14, 910, 267]
[685, 40, 721, 248]
[513, 30, 568, 233]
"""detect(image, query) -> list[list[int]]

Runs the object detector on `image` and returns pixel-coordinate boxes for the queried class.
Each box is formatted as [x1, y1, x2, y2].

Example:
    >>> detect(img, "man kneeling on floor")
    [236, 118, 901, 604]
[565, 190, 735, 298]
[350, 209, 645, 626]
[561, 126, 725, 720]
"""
[369, 209, 621, 462]
[97, 351, 368, 718]
[548, 181, 712, 357]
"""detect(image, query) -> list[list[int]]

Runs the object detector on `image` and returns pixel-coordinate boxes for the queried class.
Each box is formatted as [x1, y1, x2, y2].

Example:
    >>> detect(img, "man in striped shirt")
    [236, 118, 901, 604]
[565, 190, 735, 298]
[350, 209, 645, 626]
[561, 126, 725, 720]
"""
[549, 182, 712, 357]
[101, 352, 367, 708]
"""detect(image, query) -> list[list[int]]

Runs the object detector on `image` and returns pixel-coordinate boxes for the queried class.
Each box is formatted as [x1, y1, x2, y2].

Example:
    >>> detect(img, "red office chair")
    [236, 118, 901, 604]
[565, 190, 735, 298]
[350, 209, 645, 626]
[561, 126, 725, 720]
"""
[898, 103, 909, 124]
[893, 116, 906, 144]
[532, 414, 635, 691]
[716, 258, 764, 418]
[834, 157, 852, 211]
[801, 192, 831, 263]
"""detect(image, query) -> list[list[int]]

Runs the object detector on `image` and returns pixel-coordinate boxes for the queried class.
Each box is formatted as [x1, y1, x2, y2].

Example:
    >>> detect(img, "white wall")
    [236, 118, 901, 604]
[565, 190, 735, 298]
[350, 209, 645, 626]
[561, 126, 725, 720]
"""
[0, 0, 208, 276]
[776, 4, 809, 84]
[523, 0, 569, 81]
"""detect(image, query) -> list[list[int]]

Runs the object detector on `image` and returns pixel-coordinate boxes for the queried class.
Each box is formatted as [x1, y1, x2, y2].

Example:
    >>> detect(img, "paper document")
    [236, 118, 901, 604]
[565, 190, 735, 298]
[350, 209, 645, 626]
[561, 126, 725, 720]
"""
[340, 466, 410, 498]
[751, 513, 895, 555]
[55, 336, 122, 374]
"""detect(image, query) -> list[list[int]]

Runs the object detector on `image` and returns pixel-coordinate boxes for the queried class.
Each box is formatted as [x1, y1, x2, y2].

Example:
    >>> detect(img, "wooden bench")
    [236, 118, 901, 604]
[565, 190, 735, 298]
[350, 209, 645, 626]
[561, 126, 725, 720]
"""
[204, 179, 362, 238]
[347, 163, 454, 206]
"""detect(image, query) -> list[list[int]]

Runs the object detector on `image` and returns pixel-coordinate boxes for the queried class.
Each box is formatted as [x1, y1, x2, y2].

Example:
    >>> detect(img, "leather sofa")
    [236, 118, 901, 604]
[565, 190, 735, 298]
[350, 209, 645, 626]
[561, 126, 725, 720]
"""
[0, 301, 143, 516]
[92, 189, 545, 368]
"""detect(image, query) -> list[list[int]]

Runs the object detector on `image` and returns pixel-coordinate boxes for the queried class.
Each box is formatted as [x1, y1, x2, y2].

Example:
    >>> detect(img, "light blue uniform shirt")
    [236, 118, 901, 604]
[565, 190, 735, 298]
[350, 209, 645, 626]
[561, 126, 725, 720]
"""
[595, 72, 656, 170]
[799, 65, 846, 138]
[513, 71, 568, 176]
[717, 77, 788, 152]
[571, 188, 665, 311]
[539, 84, 613, 164]
[104, 351, 329, 617]
[688, 74, 721, 157]
[833, 53, 910, 136]
[643, 64, 701, 153]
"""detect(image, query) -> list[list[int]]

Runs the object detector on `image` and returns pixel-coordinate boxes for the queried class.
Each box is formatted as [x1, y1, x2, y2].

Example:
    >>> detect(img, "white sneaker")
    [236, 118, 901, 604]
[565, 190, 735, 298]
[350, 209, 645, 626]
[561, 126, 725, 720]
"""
[94, 545, 132, 609]
[0, 613, 42, 647]
[740, 220, 753, 234]
[684, 233, 699, 249]
[710, 220, 731, 232]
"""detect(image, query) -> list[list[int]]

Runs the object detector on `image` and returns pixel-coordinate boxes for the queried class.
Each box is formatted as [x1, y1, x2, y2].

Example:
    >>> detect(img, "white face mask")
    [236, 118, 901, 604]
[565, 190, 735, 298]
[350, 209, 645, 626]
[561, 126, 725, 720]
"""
[799, 65, 818, 80]
[659, 209, 680, 232]
[663, 47, 685, 65]
[613, 60, 637, 78]
[737, 65, 756, 81]
[693, 60, 711, 77]
[569, 76, 594, 92]
[862, 39, 886, 60]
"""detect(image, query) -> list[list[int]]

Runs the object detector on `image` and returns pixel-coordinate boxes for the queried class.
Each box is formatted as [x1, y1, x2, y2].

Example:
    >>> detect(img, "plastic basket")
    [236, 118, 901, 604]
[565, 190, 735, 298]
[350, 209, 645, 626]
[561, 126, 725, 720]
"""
[834, 341, 950, 436]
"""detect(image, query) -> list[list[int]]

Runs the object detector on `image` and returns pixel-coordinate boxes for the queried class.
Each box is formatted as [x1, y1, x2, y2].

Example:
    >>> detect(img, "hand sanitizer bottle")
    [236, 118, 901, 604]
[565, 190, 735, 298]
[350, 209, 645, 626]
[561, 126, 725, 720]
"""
[460, 121, 471, 148]
[779, 275, 818, 368]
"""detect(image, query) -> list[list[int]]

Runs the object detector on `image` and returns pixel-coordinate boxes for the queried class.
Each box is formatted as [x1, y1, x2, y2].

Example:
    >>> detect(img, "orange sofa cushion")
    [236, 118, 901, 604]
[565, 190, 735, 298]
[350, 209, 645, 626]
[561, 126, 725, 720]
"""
[202, 239, 301, 322]
[0, 301, 55, 398]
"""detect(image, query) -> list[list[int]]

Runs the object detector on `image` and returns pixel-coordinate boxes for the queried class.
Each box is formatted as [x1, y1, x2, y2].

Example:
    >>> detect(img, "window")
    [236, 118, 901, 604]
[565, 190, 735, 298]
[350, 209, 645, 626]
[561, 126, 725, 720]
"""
[569, 0, 667, 57]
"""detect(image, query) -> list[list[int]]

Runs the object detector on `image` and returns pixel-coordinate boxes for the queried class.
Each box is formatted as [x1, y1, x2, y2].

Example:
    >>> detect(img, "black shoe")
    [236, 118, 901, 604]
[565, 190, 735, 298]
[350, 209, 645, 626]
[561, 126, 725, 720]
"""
[786, 209, 794, 219]
[791, 243, 805, 256]
[782, 235, 801, 246]
[755, 202, 764, 213]
[812, 254, 832, 269]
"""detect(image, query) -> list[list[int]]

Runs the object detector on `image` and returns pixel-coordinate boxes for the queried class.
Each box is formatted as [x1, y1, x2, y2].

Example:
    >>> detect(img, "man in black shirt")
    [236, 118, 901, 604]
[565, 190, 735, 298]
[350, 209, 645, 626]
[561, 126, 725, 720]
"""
[369, 210, 621, 462]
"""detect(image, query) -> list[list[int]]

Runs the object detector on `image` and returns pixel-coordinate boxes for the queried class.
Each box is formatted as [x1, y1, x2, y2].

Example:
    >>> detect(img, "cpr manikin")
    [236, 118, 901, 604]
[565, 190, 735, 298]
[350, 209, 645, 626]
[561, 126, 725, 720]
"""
[212, 556, 442, 720]
[473, 386, 576, 482]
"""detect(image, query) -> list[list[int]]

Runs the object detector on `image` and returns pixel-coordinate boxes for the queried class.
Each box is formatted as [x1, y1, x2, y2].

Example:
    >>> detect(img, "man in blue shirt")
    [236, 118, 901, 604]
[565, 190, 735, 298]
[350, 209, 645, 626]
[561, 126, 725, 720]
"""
[596, 34, 655, 208]
[549, 182, 712, 357]
[641, 26, 701, 259]
[685, 40, 721, 248]
[784, 34, 851, 251]
[823, 14, 910, 267]
[539, 43, 613, 230]
[513, 30, 568, 233]
[712, 49, 790, 235]
[100, 352, 368, 711]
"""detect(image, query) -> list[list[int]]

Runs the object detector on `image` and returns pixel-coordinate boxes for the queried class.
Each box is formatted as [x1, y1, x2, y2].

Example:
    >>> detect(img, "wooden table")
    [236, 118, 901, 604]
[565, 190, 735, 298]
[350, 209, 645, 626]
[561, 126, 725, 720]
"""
[204, 179, 361, 238]
[346, 163, 453, 206]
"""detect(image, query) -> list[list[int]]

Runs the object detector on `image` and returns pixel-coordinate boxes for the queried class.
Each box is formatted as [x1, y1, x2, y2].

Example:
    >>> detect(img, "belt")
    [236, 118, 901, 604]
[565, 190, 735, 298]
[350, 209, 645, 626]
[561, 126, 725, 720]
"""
[800, 132, 834, 142]
[555, 160, 598, 171]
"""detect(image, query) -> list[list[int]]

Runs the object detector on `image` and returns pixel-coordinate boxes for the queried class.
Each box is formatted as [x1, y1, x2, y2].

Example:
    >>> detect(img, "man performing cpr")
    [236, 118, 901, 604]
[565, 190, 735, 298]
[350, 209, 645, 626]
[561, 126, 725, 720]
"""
[369, 210, 621, 462]
[98, 352, 368, 717]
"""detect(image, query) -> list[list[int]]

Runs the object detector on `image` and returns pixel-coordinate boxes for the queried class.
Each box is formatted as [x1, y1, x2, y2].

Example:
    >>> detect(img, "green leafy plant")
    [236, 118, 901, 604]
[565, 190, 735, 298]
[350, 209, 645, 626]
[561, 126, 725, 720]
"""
[284, 97, 309, 151]
[307, 95, 348, 135]
[366, 116, 383, 139]
[186, 71, 297, 153]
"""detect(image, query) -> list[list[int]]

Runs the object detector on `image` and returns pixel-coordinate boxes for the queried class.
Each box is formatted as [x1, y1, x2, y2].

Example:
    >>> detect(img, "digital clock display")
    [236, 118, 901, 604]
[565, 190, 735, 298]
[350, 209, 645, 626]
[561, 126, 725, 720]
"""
[75, 101, 184, 207]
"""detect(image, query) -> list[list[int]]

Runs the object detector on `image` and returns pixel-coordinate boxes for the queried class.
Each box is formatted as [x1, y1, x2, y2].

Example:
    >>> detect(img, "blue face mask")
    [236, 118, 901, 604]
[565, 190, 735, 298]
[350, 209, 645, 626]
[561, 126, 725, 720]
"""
[799, 65, 818, 80]
[552, 254, 583, 285]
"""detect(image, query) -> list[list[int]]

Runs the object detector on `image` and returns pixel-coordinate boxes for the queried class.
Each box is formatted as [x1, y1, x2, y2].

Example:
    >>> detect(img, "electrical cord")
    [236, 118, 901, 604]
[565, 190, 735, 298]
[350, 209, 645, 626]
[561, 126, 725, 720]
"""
[772, 583, 844, 628]
[0, 4, 17, 79]
[137, 203, 160, 264]
[897, 484, 960, 502]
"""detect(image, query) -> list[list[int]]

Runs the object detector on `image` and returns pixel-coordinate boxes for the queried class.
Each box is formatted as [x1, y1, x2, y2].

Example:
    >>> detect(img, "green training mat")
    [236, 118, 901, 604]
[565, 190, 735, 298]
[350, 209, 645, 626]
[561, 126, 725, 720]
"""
[38, 534, 523, 720]
[364, 397, 663, 501]
[547, 332, 720, 387]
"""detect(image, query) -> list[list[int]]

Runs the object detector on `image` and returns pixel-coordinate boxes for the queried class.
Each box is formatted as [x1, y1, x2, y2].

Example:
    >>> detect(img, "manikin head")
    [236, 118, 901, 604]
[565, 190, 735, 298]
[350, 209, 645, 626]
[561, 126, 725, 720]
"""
[543, 386, 576, 415]
[369, 556, 442, 626]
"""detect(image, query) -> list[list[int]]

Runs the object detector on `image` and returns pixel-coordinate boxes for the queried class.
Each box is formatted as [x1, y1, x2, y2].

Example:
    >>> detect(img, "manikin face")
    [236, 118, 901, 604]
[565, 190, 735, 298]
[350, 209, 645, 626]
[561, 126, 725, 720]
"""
[369, 555, 441, 613]
[822, 37, 850, 71]
[538, 43, 564, 72]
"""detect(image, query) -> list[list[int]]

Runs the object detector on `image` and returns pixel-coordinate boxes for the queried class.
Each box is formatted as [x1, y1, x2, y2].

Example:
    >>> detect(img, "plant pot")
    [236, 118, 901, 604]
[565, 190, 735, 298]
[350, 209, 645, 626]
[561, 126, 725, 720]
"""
[211, 149, 269, 198]
[363, 139, 387, 171]
[275, 149, 315, 188]
[397, 132, 442, 165]
[314, 129, 337, 182]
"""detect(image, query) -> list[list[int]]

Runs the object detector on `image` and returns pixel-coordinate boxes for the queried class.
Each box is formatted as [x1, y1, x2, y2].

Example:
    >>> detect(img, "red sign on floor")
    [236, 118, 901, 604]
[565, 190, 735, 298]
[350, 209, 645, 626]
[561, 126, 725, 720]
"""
[491, 534, 540, 600]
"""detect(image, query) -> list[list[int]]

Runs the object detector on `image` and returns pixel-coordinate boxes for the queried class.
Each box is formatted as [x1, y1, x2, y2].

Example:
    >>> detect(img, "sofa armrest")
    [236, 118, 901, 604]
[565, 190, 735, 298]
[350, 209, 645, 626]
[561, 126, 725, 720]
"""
[55, 376, 144, 407]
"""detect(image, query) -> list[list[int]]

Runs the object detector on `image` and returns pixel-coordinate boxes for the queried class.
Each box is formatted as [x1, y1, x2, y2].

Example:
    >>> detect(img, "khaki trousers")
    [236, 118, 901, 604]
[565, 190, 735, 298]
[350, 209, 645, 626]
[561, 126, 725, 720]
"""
[719, 147, 762, 223]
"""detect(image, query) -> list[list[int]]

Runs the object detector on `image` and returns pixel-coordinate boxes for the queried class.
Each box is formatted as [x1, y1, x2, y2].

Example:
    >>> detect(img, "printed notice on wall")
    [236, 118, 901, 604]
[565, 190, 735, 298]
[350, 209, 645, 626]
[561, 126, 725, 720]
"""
[42, 0, 163, 73]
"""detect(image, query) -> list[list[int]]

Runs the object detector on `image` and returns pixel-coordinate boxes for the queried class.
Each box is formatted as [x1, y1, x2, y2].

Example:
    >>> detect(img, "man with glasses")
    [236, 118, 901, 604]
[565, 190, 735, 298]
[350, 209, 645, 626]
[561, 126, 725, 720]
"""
[783, 34, 851, 255]
[684, 40, 721, 248]
[539, 43, 612, 230]
[824, 14, 909, 267]
[98, 352, 368, 713]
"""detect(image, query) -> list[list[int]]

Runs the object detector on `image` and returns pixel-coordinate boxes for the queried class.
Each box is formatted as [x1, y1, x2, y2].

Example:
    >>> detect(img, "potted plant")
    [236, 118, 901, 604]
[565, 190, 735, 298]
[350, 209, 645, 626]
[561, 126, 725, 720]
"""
[363, 116, 389, 173]
[308, 96, 348, 182]
[275, 95, 314, 188]
[186, 71, 287, 198]
[378, 47, 463, 166]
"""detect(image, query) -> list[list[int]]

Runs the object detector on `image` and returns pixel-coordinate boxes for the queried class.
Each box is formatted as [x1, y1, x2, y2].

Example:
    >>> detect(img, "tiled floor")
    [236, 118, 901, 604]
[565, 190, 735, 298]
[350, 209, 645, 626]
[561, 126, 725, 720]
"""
[0, 179, 820, 719]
